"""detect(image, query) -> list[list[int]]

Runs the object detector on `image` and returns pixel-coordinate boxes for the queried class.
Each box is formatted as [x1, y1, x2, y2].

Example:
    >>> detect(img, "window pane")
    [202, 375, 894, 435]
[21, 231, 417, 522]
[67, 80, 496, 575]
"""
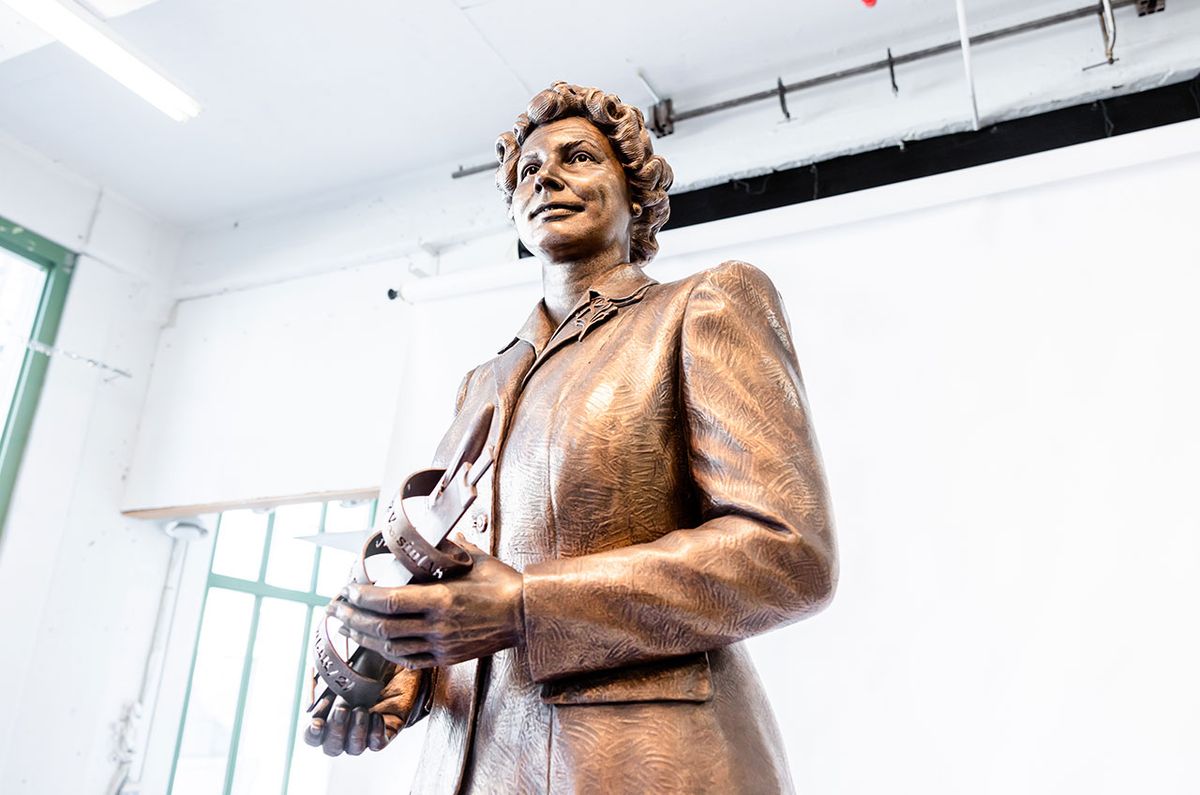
[211, 510, 268, 580]
[316, 545, 357, 600]
[316, 500, 374, 598]
[265, 502, 322, 591]
[230, 598, 309, 795]
[173, 588, 255, 795]
[324, 499, 373, 534]
[0, 249, 47, 422]
[284, 609, 335, 795]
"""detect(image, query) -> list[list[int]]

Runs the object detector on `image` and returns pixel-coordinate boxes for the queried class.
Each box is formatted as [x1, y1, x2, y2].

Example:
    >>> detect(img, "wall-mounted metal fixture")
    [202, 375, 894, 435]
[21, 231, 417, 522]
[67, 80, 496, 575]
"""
[1084, 0, 1121, 70]
[1101, 0, 1118, 65]
[451, 162, 495, 179]
[1, 332, 132, 380]
[776, 78, 792, 121]
[449, 0, 1148, 177]
[649, 97, 674, 137]
[1136, 0, 1165, 15]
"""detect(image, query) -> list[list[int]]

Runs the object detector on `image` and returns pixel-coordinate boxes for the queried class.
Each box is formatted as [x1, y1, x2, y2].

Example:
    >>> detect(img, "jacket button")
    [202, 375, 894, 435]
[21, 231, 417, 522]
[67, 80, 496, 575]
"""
[471, 513, 488, 532]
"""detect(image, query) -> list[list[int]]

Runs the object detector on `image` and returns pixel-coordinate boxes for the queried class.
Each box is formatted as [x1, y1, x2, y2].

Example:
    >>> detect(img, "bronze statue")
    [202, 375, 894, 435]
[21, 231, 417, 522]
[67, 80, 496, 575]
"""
[305, 82, 837, 794]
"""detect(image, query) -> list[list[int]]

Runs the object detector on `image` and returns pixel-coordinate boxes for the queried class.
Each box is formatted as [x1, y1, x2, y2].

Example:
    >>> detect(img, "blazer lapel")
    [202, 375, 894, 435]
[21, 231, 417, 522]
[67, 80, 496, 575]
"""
[521, 280, 656, 390]
[489, 340, 537, 448]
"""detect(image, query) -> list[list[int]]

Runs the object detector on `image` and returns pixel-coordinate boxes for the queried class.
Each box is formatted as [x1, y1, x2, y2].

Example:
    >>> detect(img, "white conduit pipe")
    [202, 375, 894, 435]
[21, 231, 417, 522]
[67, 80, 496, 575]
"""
[954, 0, 982, 131]
[110, 521, 208, 795]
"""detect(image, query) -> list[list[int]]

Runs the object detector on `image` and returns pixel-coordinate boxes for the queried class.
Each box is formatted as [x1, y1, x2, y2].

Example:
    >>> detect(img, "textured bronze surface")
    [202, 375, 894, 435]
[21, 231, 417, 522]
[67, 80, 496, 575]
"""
[307, 82, 837, 792]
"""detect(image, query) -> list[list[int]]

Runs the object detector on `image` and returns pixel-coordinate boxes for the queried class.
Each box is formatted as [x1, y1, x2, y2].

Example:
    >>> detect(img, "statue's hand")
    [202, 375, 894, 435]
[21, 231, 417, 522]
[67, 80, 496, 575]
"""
[304, 694, 396, 756]
[303, 664, 423, 756]
[333, 537, 525, 668]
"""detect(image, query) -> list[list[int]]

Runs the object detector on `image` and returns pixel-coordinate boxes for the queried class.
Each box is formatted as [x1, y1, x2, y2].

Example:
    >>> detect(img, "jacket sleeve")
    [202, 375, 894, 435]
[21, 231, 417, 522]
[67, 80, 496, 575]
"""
[520, 260, 837, 682]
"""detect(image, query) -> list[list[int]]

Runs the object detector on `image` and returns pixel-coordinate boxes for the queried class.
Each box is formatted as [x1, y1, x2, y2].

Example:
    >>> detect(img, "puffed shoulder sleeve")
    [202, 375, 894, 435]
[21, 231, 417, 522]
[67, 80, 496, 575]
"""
[680, 261, 836, 572]
[520, 260, 837, 682]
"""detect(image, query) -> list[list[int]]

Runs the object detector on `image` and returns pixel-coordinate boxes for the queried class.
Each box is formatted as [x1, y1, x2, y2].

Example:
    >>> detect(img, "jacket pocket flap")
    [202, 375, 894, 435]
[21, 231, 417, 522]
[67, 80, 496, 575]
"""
[540, 652, 713, 705]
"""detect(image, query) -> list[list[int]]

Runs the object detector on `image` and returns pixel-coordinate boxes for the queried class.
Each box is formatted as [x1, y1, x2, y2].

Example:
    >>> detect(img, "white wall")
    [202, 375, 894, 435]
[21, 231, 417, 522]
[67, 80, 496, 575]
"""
[324, 119, 1200, 794]
[0, 137, 183, 794]
[695, 154, 1200, 795]
[122, 259, 410, 515]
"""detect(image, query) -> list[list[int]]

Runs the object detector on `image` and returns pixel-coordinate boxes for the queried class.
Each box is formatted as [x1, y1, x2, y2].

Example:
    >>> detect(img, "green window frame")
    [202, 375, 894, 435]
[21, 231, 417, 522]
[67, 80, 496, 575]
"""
[0, 216, 75, 535]
[169, 497, 378, 795]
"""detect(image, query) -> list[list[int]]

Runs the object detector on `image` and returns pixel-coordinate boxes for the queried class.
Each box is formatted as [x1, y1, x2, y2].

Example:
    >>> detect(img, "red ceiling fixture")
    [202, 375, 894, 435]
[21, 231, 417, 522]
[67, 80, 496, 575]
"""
[862, 0, 877, 6]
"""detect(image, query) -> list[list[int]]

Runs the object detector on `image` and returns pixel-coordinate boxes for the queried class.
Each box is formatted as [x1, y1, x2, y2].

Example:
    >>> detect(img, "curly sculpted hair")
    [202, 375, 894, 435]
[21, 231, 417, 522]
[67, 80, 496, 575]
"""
[495, 82, 674, 264]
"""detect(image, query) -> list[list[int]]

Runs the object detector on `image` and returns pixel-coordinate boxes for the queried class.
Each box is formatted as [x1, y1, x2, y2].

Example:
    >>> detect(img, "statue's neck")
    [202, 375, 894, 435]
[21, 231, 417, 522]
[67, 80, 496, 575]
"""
[540, 247, 627, 327]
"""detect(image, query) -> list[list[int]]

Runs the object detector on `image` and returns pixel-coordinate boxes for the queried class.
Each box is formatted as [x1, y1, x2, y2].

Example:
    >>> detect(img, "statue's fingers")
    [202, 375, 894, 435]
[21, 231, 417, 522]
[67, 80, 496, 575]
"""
[382, 714, 403, 743]
[310, 693, 334, 719]
[345, 628, 432, 664]
[345, 707, 369, 756]
[303, 694, 334, 747]
[341, 627, 388, 657]
[303, 718, 326, 747]
[345, 583, 431, 616]
[394, 652, 439, 670]
[367, 713, 386, 752]
[333, 603, 427, 641]
[322, 701, 350, 756]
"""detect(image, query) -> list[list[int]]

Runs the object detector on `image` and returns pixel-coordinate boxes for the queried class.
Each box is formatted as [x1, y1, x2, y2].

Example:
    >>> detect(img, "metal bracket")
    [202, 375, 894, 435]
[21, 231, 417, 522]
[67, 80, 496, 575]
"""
[450, 162, 494, 179]
[1100, 0, 1117, 64]
[1136, 0, 1164, 15]
[776, 78, 791, 121]
[650, 97, 674, 137]
[1083, 0, 1120, 70]
[887, 48, 899, 96]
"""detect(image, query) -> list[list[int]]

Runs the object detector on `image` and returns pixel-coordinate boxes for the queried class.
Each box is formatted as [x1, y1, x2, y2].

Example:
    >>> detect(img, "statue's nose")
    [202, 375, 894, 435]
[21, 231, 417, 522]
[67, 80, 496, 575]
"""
[534, 169, 564, 193]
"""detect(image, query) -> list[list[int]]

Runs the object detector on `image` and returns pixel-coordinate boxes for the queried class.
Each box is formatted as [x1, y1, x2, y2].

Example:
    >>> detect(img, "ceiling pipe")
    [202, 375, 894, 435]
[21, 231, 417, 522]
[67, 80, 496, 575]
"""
[954, 0, 982, 131]
[448, 0, 1141, 178]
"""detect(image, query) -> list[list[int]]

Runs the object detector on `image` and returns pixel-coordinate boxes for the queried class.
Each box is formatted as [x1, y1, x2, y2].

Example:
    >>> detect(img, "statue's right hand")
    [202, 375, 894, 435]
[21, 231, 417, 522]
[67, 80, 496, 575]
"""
[304, 692, 400, 756]
[303, 663, 425, 756]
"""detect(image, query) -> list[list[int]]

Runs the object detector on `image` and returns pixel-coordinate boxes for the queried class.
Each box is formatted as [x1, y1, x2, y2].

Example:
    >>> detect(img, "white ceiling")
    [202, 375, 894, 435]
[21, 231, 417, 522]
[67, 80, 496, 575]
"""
[0, 0, 156, 62]
[0, 0, 1177, 224]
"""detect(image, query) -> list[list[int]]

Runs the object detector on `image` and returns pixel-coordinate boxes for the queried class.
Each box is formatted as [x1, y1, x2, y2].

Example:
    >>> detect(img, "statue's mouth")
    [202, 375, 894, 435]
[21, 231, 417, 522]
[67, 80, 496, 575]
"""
[530, 201, 584, 220]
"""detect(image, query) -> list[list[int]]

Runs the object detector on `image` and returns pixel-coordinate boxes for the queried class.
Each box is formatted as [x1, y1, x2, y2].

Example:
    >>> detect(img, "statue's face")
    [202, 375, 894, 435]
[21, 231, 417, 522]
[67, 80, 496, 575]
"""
[512, 117, 633, 264]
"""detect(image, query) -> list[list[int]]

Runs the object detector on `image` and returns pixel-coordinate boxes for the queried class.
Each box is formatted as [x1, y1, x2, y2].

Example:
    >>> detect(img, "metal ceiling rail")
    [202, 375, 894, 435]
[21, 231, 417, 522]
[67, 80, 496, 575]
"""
[669, 0, 1138, 125]
[450, 0, 1142, 179]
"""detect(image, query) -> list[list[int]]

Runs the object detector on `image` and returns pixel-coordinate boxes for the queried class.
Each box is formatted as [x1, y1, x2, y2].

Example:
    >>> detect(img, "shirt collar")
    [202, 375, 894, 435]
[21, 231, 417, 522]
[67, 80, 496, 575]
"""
[498, 263, 657, 355]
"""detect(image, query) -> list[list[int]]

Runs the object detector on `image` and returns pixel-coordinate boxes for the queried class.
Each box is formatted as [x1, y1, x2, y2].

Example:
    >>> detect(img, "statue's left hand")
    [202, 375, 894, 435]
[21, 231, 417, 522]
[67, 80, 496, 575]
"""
[332, 537, 525, 668]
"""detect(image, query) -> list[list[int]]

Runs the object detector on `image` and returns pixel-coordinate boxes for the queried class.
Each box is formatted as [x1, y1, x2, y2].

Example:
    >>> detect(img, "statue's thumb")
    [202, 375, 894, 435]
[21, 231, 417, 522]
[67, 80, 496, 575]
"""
[452, 532, 486, 558]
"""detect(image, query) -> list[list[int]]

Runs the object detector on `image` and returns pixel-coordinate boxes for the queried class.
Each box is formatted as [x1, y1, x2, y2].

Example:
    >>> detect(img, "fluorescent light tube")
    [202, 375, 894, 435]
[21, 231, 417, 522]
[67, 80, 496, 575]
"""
[2, 0, 201, 121]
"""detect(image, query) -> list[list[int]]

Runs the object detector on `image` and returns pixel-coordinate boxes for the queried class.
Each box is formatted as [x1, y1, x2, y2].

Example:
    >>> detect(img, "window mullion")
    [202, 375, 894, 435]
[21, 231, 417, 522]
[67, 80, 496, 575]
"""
[258, 510, 275, 583]
[280, 603, 316, 795]
[309, 501, 328, 595]
[207, 573, 328, 607]
[0, 251, 74, 533]
[222, 593, 264, 795]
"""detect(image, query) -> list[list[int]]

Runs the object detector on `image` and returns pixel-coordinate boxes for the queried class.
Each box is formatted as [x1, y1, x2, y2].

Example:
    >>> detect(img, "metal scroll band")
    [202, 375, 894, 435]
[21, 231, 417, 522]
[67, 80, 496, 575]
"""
[309, 403, 495, 711]
[382, 468, 475, 581]
[313, 612, 387, 706]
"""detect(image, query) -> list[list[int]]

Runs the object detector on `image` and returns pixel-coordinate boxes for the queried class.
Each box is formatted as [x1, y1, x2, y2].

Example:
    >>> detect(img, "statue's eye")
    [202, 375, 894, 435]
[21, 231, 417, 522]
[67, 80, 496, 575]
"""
[571, 151, 593, 164]
[521, 163, 539, 179]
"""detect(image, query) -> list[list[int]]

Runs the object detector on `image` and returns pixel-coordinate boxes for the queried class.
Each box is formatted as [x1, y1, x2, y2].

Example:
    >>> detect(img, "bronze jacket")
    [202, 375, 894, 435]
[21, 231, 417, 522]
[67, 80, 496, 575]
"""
[408, 260, 836, 794]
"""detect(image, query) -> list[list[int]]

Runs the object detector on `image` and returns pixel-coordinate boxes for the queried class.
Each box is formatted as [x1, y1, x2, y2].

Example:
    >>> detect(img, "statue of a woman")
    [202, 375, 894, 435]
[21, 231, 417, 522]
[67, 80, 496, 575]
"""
[307, 82, 837, 794]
